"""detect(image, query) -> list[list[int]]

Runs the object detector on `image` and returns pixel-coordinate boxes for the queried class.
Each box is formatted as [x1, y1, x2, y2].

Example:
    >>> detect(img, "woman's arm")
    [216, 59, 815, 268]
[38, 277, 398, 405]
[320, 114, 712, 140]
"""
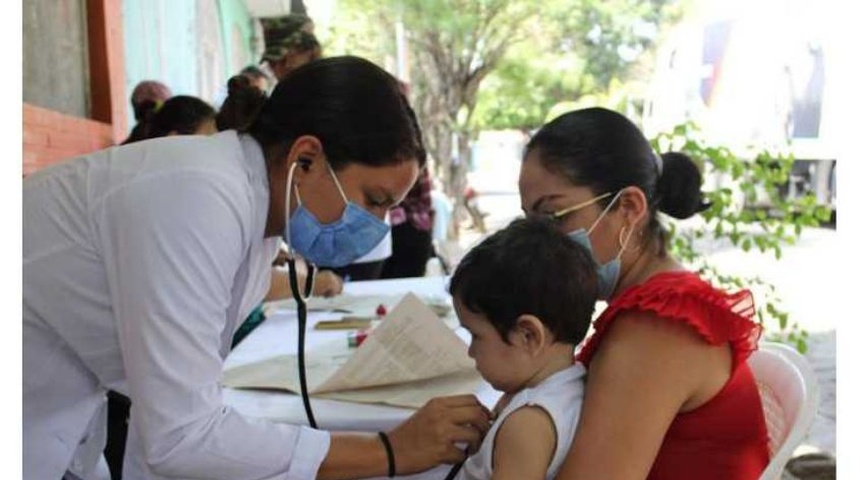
[491, 406, 557, 480]
[318, 395, 492, 479]
[555, 311, 731, 480]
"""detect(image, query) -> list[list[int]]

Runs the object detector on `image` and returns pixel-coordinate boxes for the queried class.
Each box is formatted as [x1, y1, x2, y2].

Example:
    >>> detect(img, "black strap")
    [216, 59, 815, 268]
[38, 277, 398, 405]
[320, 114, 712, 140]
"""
[378, 431, 396, 477]
[443, 445, 469, 480]
[288, 257, 318, 428]
[443, 460, 465, 480]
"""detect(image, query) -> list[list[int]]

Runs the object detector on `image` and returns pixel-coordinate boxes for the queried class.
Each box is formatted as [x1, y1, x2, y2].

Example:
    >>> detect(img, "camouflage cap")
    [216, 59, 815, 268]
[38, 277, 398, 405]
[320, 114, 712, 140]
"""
[261, 30, 320, 64]
[260, 13, 317, 63]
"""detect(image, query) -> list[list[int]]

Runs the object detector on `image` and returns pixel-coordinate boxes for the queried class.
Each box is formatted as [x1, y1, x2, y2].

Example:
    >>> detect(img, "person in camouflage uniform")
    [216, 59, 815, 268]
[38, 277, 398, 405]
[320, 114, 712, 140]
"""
[260, 14, 321, 81]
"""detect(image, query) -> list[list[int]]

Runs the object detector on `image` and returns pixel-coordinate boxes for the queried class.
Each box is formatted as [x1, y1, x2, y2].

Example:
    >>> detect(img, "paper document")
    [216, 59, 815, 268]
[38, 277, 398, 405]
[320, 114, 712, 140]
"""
[223, 293, 479, 408]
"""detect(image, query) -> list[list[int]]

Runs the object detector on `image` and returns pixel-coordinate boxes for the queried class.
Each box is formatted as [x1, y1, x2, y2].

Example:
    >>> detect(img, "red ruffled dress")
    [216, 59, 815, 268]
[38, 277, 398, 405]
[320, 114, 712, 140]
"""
[576, 271, 771, 480]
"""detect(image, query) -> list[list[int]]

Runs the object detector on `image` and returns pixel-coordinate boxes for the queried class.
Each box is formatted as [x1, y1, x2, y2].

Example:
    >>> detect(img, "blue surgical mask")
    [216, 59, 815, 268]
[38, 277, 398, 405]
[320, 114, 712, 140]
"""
[562, 190, 633, 300]
[283, 161, 390, 268]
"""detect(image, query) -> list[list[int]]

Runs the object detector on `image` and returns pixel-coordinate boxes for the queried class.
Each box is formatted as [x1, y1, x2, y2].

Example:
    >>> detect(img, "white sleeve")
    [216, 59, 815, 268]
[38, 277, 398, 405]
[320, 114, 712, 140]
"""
[96, 170, 330, 479]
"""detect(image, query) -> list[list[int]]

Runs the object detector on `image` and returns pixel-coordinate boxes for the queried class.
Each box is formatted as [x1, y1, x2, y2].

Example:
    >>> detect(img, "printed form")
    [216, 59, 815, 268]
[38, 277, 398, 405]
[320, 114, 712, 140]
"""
[222, 293, 480, 408]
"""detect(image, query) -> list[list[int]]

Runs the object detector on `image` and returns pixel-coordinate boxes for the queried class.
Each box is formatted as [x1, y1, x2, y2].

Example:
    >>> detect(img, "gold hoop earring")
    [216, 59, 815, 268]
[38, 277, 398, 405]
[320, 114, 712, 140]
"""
[619, 225, 637, 255]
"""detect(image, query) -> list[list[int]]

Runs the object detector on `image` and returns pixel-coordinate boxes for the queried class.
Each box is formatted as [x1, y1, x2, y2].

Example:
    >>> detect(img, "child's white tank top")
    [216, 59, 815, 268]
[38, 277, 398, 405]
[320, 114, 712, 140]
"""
[457, 363, 587, 480]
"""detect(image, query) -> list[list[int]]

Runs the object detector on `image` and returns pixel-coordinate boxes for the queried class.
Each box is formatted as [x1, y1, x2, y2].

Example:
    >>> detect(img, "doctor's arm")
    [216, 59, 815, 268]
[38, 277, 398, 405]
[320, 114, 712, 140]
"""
[319, 395, 491, 479]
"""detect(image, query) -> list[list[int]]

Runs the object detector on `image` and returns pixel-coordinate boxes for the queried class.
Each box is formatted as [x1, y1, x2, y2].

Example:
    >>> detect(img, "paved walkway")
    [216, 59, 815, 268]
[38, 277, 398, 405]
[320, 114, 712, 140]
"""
[800, 329, 836, 456]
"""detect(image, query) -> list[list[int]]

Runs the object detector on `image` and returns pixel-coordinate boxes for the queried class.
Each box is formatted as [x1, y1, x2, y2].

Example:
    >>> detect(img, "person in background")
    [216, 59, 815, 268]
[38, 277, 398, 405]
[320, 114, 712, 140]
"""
[213, 65, 271, 109]
[324, 218, 393, 281]
[258, 13, 317, 84]
[519, 107, 770, 479]
[121, 94, 217, 145]
[216, 74, 268, 132]
[122, 80, 173, 144]
[380, 166, 435, 278]
[146, 95, 217, 137]
[448, 216, 598, 479]
[262, 30, 323, 82]
[430, 179, 454, 243]
[239, 65, 270, 93]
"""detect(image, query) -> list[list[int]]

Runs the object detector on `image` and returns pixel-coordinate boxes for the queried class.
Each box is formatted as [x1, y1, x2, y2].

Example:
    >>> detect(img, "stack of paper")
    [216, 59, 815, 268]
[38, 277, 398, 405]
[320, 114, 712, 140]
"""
[222, 293, 480, 408]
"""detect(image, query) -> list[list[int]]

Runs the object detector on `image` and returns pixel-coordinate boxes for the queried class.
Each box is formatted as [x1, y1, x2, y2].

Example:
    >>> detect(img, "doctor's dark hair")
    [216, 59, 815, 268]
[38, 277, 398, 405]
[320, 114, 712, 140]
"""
[448, 217, 598, 345]
[524, 107, 709, 256]
[249, 56, 425, 169]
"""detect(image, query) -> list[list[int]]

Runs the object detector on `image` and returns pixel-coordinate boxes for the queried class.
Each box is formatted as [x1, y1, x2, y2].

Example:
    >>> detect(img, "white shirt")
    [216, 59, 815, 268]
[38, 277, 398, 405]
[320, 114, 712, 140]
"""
[457, 364, 587, 480]
[23, 131, 330, 480]
[351, 216, 392, 264]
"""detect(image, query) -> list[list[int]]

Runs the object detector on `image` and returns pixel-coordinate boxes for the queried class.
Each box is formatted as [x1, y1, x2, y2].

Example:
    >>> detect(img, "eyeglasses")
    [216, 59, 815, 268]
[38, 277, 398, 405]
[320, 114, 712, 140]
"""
[537, 191, 614, 224]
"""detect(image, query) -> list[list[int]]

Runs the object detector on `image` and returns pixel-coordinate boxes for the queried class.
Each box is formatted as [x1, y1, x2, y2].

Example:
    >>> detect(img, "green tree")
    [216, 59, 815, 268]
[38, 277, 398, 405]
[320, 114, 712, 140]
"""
[652, 122, 832, 352]
[328, 0, 678, 238]
[473, 0, 681, 131]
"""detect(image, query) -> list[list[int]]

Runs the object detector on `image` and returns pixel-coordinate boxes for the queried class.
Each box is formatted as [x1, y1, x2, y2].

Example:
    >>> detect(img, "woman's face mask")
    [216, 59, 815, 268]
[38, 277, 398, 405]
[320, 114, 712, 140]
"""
[548, 190, 635, 300]
[283, 160, 390, 268]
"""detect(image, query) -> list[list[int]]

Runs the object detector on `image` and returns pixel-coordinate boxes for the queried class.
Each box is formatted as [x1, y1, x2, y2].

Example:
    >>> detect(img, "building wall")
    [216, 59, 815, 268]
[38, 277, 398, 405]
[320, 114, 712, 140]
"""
[23, 0, 126, 175]
[121, 0, 258, 130]
[23, 0, 258, 173]
[23, 0, 90, 118]
[122, 0, 199, 129]
[218, 0, 259, 76]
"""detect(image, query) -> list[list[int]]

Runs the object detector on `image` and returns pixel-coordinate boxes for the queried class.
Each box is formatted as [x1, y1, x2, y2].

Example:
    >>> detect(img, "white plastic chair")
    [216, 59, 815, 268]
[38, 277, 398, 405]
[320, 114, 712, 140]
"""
[748, 342, 820, 480]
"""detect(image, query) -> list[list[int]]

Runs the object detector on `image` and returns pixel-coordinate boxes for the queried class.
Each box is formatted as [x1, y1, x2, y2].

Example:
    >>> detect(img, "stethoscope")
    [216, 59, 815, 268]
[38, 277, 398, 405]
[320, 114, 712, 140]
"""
[283, 160, 468, 476]
[284, 160, 319, 429]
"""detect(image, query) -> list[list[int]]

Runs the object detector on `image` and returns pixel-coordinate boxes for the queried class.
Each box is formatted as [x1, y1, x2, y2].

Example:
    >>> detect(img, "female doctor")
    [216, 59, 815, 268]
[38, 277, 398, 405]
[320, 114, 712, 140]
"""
[23, 56, 490, 480]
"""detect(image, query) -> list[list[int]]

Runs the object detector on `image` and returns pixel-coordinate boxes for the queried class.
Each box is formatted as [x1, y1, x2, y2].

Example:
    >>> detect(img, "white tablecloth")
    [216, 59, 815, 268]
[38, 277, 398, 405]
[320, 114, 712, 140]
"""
[222, 276, 502, 479]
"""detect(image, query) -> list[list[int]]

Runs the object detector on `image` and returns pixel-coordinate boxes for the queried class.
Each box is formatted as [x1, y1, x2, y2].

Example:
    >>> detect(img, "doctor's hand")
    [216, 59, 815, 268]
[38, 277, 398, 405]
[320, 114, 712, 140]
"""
[387, 394, 492, 474]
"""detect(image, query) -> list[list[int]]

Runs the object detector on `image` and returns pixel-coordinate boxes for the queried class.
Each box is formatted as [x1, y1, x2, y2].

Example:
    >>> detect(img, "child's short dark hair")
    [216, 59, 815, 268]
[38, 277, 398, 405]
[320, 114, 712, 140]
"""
[448, 217, 598, 345]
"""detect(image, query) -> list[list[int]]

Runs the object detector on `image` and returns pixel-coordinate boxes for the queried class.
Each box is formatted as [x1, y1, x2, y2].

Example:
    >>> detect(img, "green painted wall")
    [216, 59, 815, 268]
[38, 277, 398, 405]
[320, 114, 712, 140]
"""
[122, 0, 258, 129]
[123, 0, 198, 101]
[217, 0, 259, 77]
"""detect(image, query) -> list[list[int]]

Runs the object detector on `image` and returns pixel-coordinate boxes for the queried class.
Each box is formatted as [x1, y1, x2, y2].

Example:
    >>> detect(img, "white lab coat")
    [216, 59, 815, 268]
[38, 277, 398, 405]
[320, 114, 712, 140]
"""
[23, 131, 330, 480]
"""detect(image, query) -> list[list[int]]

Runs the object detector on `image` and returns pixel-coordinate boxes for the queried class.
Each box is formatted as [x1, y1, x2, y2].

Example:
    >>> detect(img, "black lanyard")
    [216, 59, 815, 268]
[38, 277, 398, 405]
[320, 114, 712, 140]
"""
[287, 257, 318, 429]
[287, 259, 468, 478]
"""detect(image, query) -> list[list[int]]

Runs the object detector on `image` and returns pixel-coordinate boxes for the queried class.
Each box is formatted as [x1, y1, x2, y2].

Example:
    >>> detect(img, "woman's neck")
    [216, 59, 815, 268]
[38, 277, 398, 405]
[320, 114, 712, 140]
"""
[613, 245, 685, 299]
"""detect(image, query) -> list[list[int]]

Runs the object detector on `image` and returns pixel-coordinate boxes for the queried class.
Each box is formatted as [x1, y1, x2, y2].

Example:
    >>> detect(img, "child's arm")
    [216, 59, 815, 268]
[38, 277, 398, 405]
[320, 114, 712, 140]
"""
[491, 406, 556, 480]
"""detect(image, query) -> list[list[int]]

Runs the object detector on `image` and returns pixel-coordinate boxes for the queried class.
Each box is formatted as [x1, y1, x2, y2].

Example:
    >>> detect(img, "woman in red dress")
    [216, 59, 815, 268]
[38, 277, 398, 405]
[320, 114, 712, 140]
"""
[518, 107, 771, 479]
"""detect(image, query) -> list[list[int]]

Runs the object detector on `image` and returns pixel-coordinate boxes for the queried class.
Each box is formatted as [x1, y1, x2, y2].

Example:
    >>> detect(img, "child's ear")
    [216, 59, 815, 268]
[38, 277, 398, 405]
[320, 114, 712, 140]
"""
[514, 314, 547, 356]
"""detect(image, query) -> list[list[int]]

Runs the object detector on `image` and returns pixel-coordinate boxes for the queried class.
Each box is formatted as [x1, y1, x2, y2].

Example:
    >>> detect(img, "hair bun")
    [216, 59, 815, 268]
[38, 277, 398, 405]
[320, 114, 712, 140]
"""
[655, 152, 709, 219]
[226, 75, 253, 96]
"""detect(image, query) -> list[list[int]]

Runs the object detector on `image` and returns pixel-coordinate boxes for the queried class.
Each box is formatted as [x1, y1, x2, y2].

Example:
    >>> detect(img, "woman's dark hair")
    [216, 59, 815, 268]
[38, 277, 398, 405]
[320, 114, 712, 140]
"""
[122, 104, 156, 144]
[216, 75, 268, 132]
[147, 95, 216, 138]
[449, 216, 598, 345]
[524, 107, 709, 255]
[121, 95, 216, 144]
[129, 80, 172, 120]
[249, 55, 426, 169]
[240, 65, 269, 81]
